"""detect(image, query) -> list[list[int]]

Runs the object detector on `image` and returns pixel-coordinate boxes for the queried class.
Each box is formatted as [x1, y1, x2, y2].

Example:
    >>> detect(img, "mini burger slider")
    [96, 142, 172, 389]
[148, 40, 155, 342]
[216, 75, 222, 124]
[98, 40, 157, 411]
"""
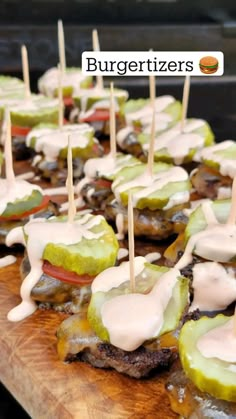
[56, 256, 189, 378]
[199, 56, 219, 74]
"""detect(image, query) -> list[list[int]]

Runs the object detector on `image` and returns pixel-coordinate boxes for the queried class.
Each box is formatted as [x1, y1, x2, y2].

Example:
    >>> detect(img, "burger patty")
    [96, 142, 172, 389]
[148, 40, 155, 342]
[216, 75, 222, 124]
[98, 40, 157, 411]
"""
[80, 180, 113, 211]
[117, 130, 146, 160]
[56, 313, 178, 378]
[20, 255, 91, 313]
[105, 199, 188, 240]
[191, 164, 232, 199]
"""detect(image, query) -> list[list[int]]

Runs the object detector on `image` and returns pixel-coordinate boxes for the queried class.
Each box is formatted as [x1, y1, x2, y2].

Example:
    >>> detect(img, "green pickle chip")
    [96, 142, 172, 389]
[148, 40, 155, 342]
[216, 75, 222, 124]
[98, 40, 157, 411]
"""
[179, 315, 236, 402]
[40, 214, 119, 276]
[88, 263, 189, 343]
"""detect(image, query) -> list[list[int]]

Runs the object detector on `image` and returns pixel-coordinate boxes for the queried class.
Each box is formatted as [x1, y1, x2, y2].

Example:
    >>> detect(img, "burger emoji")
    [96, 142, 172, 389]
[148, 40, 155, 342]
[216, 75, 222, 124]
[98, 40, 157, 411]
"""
[199, 56, 219, 74]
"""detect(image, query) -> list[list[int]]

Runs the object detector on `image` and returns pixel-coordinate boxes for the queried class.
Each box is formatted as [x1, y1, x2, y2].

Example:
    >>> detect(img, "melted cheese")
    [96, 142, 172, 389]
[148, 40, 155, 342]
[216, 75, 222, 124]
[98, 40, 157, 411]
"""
[6, 213, 106, 322]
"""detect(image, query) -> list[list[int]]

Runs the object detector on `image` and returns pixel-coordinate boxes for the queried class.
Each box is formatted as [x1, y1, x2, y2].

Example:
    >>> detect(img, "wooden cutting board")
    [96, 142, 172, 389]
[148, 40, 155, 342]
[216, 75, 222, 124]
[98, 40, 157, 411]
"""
[0, 258, 177, 419]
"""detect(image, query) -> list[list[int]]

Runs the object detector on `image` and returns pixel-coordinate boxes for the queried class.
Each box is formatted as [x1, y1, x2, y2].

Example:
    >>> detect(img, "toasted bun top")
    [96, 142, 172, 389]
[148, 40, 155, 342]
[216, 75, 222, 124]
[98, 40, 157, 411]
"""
[199, 56, 218, 67]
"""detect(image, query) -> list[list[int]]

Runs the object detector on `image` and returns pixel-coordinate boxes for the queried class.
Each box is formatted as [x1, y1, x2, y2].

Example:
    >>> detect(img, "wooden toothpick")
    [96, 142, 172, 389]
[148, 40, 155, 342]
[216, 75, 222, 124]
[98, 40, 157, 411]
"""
[180, 75, 190, 132]
[5, 109, 15, 184]
[58, 20, 66, 74]
[128, 192, 135, 293]
[149, 75, 156, 110]
[92, 29, 104, 90]
[21, 45, 31, 99]
[110, 82, 116, 159]
[66, 136, 76, 223]
[147, 108, 156, 178]
[227, 176, 236, 225]
[58, 63, 64, 129]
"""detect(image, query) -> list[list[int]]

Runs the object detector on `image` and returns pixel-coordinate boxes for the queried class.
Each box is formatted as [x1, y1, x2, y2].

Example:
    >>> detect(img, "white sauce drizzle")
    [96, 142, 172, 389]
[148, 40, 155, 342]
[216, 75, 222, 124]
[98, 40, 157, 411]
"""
[0, 255, 16, 268]
[0, 179, 42, 215]
[115, 213, 125, 240]
[197, 318, 236, 362]
[190, 262, 236, 311]
[16, 171, 34, 181]
[43, 186, 68, 196]
[26, 124, 93, 162]
[217, 186, 232, 200]
[101, 267, 179, 351]
[38, 67, 88, 97]
[117, 248, 129, 260]
[6, 213, 106, 322]
[144, 252, 161, 263]
[142, 119, 205, 164]
[125, 96, 174, 126]
[113, 166, 189, 209]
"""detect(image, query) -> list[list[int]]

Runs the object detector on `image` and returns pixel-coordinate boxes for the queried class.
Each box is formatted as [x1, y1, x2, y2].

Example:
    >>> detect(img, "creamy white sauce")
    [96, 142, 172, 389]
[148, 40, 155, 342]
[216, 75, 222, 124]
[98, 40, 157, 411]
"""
[190, 262, 236, 311]
[6, 213, 106, 322]
[143, 119, 205, 164]
[183, 199, 212, 217]
[16, 171, 34, 181]
[125, 96, 174, 126]
[38, 67, 88, 97]
[116, 126, 134, 147]
[32, 155, 42, 167]
[144, 252, 161, 263]
[76, 86, 128, 118]
[101, 267, 179, 351]
[92, 256, 146, 293]
[26, 124, 93, 162]
[43, 186, 68, 196]
[199, 140, 236, 178]
[0, 255, 17, 268]
[115, 213, 125, 240]
[9, 95, 58, 113]
[197, 318, 236, 362]
[217, 186, 232, 200]
[83, 153, 138, 180]
[176, 223, 236, 269]
[59, 200, 88, 213]
[117, 248, 129, 260]
[0, 179, 42, 215]
[113, 166, 189, 209]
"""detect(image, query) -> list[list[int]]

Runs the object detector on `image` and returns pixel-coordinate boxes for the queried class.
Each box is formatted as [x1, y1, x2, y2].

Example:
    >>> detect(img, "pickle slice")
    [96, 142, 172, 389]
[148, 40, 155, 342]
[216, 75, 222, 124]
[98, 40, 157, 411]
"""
[122, 97, 182, 132]
[138, 119, 214, 164]
[112, 162, 190, 209]
[40, 214, 119, 276]
[179, 315, 236, 402]
[73, 87, 128, 111]
[38, 67, 92, 97]
[9, 94, 59, 127]
[27, 123, 98, 160]
[88, 263, 189, 343]
[202, 141, 236, 175]
[185, 199, 231, 242]
[1, 189, 44, 219]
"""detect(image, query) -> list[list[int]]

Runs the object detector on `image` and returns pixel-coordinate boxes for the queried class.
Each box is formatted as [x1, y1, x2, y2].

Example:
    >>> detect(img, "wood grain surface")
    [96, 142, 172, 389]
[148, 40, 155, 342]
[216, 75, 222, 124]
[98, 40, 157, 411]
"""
[0, 259, 177, 419]
[0, 158, 177, 419]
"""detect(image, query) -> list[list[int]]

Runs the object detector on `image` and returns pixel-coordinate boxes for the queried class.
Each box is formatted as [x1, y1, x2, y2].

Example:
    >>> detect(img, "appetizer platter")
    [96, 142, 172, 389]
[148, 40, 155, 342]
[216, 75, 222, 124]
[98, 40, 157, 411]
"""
[0, 24, 236, 419]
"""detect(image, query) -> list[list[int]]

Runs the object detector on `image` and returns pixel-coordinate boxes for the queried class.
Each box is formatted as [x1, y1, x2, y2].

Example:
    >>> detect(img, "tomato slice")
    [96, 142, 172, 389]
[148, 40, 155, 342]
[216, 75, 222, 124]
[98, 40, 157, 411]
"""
[93, 179, 112, 189]
[42, 260, 95, 285]
[80, 109, 115, 122]
[0, 195, 50, 221]
[63, 97, 74, 107]
[11, 125, 31, 137]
